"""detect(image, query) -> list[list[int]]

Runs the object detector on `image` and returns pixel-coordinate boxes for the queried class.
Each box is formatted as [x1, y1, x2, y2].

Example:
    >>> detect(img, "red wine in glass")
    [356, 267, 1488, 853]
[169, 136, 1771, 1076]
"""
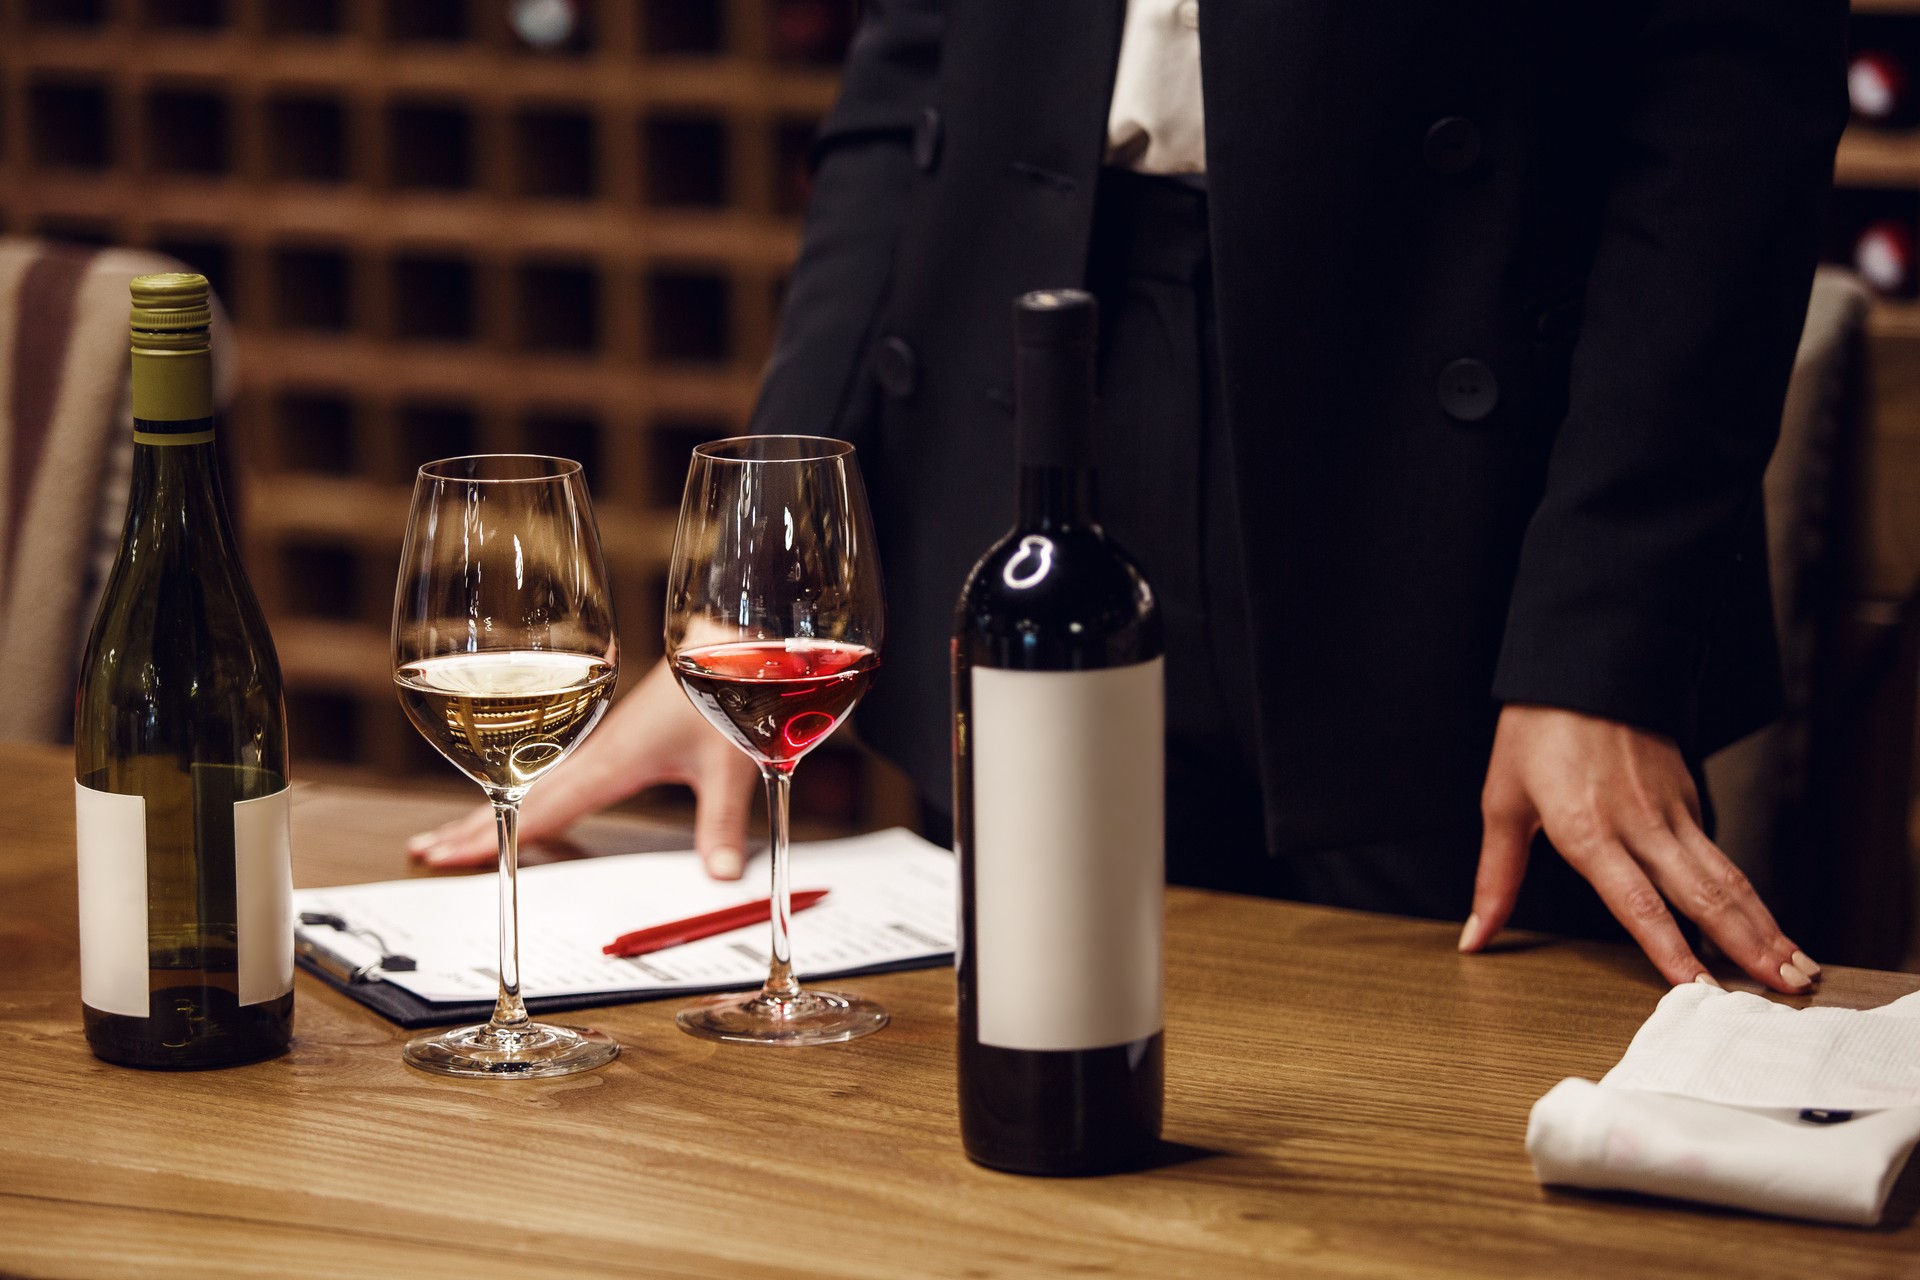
[665, 433, 887, 1046]
[674, 640, 877, 767]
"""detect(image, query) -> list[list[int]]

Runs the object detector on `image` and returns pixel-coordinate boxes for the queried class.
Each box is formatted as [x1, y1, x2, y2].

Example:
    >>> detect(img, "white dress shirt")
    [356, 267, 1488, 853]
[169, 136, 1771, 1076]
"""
[1105, 0, 1206, 174]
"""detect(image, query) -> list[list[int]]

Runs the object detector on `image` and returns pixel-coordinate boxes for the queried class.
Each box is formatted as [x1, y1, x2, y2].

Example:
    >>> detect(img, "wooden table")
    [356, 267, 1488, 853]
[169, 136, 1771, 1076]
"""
[2, 742, 1917, 1278]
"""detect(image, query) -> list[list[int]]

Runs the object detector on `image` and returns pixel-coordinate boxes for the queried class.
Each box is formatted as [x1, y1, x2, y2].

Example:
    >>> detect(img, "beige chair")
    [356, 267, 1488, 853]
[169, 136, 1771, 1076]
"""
[1703, 267, 1920, 969]
[1707, 270, 1869, 878]
[0, 239, 233, 745]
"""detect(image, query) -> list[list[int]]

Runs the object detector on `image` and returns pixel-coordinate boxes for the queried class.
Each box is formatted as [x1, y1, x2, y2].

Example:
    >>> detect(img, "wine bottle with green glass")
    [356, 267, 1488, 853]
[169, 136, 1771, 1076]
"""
[75, 272, 294, 1070]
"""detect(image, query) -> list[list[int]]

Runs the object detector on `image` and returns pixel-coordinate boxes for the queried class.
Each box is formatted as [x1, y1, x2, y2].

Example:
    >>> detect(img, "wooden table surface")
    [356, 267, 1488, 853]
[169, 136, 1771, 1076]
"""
[3, 741, 1918, 1279]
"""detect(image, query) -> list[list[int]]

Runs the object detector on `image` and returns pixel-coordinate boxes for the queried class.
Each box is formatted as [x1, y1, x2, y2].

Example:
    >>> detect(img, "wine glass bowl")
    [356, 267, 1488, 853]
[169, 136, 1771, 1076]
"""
[393, 649, 617, 794]
[673, 639, 877, 767]
[666, 435, 887, 1045]
[392, 454, 621, 1077]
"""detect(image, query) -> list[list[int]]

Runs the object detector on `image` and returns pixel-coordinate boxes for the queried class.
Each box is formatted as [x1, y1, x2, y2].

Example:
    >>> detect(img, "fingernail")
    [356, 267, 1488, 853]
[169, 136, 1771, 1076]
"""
[1780, 961, 1813, 990]
[1457, 913, 1481, 953]
[1694, 973, 1724, 989]
[710, 847, 744, 879]
[1792, 949, 1821, 979]
[422, 846, 454, 866]
[405, 834, 433, 852]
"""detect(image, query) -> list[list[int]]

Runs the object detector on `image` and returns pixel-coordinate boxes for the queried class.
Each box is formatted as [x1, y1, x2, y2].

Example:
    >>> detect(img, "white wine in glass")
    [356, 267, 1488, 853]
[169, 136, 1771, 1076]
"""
[392, 455, 620, 1078]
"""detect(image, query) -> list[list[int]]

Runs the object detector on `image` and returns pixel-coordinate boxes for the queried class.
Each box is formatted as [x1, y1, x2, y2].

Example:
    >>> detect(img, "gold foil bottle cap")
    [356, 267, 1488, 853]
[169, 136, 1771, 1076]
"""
[129, 273, 214, 424]
[130, 272, 212, 334]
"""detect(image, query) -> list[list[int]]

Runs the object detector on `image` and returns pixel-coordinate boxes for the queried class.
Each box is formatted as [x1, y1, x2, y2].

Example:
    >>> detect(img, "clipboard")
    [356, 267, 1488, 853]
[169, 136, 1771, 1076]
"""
[292, 828, 957, 1029]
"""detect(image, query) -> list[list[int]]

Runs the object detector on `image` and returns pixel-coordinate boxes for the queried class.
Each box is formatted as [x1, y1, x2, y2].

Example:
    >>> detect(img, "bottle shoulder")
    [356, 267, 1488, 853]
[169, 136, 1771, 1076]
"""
[84, 519, 278, 646]
[76, 501, 286, 759]
[954, 524, 1161, 669]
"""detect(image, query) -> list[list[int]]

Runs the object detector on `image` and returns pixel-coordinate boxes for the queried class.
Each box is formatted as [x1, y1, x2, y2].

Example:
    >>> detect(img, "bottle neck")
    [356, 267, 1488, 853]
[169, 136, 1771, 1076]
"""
[1017, 464, 1097, 530]
[124, 430, 236, 552]
[127, 336, 229, 533]
[1014, 334, 1098, 531]
[131, 328, 213, 423]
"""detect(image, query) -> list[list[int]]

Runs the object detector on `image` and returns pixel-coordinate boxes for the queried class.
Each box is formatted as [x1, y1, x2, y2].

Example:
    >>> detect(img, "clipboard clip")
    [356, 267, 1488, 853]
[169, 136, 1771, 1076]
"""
[297, 911, 418, 984]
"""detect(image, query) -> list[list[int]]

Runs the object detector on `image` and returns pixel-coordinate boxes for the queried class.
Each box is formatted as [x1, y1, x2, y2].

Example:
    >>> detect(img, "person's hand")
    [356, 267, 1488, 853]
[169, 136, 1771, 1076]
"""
[1460, 703, 1821, 994]
[404, 656, 759, 880]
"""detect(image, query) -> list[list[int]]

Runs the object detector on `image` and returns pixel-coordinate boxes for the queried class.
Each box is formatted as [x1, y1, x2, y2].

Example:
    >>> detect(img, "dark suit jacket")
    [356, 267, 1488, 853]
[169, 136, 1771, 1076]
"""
[750, 0, 1849, 861]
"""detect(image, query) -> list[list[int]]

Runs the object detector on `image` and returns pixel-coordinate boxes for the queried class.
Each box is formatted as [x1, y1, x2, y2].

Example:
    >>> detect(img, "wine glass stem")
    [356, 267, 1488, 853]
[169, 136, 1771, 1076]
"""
[490, 798, 531, 1032]
[761, 765, 801, 1001]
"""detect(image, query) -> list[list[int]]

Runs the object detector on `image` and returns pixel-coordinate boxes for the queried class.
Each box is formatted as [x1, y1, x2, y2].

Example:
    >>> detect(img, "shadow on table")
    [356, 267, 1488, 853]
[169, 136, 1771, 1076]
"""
[1144, 1139, 1228, 1171]
[1475, 934, 1560, 956]
[1142, 1141, 1310, 1190]
[1878, 1152, 1920, 1231]
[1471, 932, 1672, 999]
[1543, 1155, 1920, 1232]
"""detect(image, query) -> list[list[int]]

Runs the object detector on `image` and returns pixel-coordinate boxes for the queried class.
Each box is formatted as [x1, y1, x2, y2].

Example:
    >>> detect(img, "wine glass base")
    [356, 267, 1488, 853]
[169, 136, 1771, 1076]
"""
[403, 1021, 619, 1078]
[676, 988, 887, 1046]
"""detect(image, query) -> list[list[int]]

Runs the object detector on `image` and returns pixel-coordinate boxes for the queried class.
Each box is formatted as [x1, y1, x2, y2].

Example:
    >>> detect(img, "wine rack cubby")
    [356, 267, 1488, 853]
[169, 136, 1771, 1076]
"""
[642, 113, 729, 207]
[28, 78, 112, 168]
[0, 0, 903, 829]
[265, 94, 348, 181]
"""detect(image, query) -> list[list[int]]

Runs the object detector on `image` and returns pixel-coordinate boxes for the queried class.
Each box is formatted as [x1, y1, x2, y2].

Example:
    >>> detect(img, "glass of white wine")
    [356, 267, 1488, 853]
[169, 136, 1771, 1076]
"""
[391, 455, 620, 1078]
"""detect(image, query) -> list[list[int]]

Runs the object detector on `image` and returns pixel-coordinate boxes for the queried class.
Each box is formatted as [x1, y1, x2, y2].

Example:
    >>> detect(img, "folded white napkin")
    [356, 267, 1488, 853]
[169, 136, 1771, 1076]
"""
[1527, 983, 1920, 1225]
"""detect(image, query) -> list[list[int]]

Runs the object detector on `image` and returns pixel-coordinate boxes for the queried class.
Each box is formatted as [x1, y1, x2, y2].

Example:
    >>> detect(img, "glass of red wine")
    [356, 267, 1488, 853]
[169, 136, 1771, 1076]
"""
[665, 435, 887, 1045]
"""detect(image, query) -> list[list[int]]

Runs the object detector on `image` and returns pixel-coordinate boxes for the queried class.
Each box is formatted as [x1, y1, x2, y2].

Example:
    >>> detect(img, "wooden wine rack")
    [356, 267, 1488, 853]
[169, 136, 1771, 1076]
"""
[1837, 2, 1920, 606]
[0, 0, 898, 822]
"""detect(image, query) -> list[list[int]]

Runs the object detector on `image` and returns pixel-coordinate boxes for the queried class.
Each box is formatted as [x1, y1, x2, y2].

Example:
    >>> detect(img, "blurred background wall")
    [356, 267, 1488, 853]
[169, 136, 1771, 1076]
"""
[4, 0, 1920, 967]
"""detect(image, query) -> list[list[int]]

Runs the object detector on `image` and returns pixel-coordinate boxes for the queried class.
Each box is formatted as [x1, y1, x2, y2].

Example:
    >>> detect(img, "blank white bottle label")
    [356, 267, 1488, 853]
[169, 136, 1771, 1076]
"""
[971, 659, 1164, 1051]
[75, 782, 150, 1017]
[234, 786, 294, 1005]
[75, 780, 294, 1013]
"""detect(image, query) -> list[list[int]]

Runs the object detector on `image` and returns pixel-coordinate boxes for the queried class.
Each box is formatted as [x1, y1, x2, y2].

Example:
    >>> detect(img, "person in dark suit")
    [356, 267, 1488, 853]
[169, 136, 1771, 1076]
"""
[413, 0, 1847, 996]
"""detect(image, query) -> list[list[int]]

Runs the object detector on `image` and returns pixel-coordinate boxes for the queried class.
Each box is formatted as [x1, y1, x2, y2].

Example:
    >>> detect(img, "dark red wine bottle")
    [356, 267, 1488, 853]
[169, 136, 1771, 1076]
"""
[769, 0, 854, 65]
[951, 289, 1165, 1175]
[1854, 218, 1915, 296]
[1850, 50, 1914, 126]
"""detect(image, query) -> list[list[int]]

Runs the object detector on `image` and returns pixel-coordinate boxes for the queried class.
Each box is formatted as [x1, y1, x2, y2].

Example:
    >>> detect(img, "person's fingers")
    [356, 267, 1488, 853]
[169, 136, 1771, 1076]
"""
[406, 805, 498, 867]
[1461, 796, 1536, 952]
[692, 750, 757, 880]
[1617, 816, 1789, 989]
[408, 737, 655, 870]
[1663, 820, 1818, 992]
[1478, 705, 1812, 991]
[406, 656, 756, 874]
[405, 812, 466, 857]
[1558, 835, 1708, 987]
[1620, 746, 1816, 991]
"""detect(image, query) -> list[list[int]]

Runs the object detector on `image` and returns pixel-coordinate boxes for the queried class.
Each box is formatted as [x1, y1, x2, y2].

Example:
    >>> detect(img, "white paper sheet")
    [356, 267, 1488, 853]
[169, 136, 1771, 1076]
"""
[293, 828, 955, 1004]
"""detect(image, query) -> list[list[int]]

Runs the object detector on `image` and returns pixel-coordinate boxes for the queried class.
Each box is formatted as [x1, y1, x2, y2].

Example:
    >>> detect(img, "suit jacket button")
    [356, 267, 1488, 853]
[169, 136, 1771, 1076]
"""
[1423, 116, 1482, 176]
[914, 107, 943, 173]
[1438, 357, 1498, 422]
[874, 335, 919, 399]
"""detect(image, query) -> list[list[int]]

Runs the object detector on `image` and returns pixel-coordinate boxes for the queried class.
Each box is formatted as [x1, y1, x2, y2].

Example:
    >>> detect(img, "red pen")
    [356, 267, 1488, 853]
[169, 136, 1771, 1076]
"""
[602, 889, 831, 958]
